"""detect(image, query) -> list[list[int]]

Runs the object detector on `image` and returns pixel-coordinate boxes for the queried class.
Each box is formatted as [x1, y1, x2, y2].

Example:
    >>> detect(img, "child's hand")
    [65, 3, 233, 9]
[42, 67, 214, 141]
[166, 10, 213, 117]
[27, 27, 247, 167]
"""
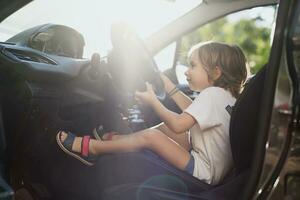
[135, 82, 157, 105]
[160, 72, 175, 92]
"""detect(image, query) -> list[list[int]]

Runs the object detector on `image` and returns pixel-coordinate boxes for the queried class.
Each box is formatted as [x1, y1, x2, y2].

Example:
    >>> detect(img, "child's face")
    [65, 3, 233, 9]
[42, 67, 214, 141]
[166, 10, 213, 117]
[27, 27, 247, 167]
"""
[184, 51, 212, 92]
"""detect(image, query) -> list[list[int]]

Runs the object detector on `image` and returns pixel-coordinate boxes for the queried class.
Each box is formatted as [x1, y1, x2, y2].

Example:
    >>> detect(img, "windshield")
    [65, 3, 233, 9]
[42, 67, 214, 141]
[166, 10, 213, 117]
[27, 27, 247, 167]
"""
[0, 0, 201, 58]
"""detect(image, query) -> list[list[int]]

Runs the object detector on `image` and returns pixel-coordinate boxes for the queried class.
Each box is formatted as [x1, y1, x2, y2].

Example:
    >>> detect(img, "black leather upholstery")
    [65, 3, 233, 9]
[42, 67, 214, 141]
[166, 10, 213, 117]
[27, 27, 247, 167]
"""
[230, 66, 266, 173]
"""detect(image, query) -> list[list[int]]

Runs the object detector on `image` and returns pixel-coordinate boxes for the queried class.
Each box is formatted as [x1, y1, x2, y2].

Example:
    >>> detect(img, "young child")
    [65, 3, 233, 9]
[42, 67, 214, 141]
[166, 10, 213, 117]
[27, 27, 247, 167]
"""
[56, 41, 247, 185]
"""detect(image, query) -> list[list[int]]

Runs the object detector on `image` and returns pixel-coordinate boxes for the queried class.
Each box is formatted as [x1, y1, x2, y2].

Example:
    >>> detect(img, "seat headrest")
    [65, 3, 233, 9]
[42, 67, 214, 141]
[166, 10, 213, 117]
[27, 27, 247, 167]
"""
[230, 66, 266, 173]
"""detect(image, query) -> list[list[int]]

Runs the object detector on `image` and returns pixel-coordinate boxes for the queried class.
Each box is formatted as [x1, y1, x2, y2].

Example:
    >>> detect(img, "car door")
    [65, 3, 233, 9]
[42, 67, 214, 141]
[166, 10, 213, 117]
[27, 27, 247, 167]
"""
[249, 0, 300, 199]
[0, 106, 13, 200]
[0, 0, 31, 199]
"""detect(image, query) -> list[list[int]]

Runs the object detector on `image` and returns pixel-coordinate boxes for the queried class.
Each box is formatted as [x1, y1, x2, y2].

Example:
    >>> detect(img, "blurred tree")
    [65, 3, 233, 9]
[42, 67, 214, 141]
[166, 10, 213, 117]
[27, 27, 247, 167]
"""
[179, 15, 272, 74]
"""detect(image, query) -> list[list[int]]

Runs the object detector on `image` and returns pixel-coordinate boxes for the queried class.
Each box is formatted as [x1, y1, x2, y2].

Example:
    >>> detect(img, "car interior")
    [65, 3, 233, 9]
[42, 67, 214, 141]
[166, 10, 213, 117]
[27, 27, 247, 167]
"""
[1, 0, 294, 199]
[0, 23, 268, 200]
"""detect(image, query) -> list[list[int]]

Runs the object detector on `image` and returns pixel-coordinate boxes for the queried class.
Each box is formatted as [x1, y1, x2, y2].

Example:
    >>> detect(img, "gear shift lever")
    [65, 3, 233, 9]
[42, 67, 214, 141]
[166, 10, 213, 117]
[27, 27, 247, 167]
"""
[89, 53, 101, 80]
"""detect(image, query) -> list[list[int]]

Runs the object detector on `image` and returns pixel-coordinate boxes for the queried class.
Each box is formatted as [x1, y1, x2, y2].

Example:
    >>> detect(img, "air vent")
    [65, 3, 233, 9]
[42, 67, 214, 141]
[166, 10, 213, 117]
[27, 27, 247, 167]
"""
[5, 48, 57, 65]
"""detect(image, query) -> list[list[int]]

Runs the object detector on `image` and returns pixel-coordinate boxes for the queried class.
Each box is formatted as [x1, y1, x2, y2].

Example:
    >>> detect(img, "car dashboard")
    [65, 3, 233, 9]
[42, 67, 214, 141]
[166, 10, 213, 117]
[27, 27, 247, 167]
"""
[0, 40, 136, 131]
[0, 25, 143, 174]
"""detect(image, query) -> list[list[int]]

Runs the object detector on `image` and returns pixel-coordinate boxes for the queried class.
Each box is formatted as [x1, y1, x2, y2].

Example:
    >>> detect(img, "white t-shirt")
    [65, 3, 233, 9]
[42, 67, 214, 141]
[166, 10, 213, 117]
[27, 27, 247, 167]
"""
[184, 87, 236, 185]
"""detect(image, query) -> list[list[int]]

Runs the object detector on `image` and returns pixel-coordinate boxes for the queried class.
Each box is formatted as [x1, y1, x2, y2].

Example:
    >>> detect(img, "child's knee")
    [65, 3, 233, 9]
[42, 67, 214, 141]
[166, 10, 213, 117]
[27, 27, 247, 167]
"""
[142, 129, 166, 148]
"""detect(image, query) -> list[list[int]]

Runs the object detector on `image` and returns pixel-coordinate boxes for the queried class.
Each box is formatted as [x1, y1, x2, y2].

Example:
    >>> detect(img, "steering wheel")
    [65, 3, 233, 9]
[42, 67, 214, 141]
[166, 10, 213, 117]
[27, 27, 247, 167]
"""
[108, 22, 166, 100]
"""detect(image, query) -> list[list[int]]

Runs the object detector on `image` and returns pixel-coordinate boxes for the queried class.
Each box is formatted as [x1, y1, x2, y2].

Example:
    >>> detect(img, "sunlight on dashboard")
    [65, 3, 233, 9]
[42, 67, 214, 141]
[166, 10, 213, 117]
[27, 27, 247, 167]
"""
[0, 0, 201, 57]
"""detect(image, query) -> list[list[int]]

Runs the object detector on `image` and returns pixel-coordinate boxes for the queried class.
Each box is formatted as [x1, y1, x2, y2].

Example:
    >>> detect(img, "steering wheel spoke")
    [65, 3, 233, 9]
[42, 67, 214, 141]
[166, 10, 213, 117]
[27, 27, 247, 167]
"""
[108, 22, 166, 100]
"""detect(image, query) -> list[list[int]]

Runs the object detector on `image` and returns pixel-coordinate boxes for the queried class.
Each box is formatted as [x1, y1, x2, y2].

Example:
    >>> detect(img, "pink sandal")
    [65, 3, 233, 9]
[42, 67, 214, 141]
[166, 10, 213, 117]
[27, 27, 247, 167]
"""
[56, 131, 97, 166]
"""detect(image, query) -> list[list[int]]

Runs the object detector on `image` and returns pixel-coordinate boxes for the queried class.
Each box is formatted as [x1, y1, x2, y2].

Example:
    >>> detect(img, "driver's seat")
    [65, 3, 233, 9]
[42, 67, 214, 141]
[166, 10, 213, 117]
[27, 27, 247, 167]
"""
[194, 65, 267, 199]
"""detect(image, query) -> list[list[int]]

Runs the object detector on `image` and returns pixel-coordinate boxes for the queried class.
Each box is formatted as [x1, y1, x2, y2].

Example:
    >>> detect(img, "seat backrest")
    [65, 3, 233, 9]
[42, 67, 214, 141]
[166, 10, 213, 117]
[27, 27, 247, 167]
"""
[230, 66, 266, 173]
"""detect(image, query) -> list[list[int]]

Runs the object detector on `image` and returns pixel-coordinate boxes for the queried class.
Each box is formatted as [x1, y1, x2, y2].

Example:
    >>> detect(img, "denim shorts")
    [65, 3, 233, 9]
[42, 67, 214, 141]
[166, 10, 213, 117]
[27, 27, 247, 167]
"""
[143, 150, 194, 175]
[184, 155, 194, 175]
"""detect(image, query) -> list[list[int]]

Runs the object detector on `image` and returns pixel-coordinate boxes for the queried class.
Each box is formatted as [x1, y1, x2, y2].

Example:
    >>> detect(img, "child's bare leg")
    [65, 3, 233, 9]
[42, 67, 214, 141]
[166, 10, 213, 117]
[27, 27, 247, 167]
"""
[154, 123, 190, 151]
[104, 123, 190, 151]
[60, 129, 191, 170]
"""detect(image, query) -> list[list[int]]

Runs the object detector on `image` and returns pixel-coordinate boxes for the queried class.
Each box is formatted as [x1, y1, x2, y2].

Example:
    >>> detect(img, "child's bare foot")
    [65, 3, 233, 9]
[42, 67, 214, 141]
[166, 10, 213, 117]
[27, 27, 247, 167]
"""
[102, 132, 120, 140]
[92, 127, 120, 141]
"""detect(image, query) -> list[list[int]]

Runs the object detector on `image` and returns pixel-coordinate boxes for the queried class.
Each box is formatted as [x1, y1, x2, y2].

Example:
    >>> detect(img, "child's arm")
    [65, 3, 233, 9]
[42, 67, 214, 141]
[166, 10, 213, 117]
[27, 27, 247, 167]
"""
[151, 98, 196, 133]
[160, 73, 192, 111]
[135, 83, 196, 133]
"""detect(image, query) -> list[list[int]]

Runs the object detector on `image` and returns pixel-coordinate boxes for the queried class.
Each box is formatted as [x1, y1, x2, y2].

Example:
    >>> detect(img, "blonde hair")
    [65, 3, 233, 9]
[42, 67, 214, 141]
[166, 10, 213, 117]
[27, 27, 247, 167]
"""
[188, 41, 247, 98]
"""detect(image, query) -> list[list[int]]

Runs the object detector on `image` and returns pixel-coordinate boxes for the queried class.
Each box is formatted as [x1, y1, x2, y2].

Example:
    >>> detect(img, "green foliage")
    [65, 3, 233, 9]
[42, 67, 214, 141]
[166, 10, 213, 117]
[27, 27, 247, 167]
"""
[179, 16, 272, 73]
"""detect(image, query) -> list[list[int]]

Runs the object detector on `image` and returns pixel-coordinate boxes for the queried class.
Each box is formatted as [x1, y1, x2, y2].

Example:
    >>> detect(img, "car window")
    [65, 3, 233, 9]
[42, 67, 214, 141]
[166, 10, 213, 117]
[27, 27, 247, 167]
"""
[154, 42, 177, 72]
[0, 0, 201, 58]
[175, 5, 277, 84]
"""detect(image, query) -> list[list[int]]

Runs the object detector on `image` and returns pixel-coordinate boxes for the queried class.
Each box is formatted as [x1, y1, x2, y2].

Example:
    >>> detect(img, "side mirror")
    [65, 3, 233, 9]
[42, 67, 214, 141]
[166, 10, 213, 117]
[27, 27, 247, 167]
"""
[28, 31, 53, 52]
